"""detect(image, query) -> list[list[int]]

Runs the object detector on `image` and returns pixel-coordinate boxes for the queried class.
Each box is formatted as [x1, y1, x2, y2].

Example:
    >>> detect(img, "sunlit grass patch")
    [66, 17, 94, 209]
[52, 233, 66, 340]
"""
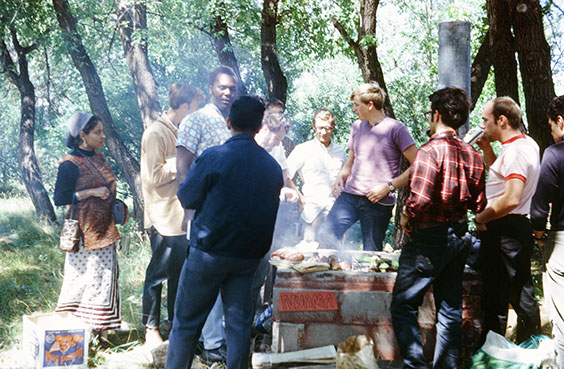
[0, 197, 154, 367]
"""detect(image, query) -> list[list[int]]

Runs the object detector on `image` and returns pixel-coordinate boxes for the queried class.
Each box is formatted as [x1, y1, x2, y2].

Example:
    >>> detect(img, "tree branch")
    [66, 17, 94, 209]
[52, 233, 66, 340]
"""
[470, 32, 492, 110]
[0, 36, 19, 82]
[332, 17, 358, 52]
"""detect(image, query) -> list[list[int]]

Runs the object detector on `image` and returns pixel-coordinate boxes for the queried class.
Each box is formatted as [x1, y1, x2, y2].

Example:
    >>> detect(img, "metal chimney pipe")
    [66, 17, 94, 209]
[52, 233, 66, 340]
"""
[438, 21, 471, 136]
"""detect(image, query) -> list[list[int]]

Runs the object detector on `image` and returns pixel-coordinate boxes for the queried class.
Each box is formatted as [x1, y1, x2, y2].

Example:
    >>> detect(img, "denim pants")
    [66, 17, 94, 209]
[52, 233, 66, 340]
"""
[166, 247, 260, 369]
[391, 222, 470, 369]
[142, 227, 188, 328]
[479, 214, 540, 344]
[319, 192, 392, 251]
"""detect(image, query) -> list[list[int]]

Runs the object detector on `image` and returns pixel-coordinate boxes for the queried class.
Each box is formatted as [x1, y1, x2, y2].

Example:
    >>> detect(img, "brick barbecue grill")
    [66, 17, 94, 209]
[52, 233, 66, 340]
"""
[271, 250, 483, 362]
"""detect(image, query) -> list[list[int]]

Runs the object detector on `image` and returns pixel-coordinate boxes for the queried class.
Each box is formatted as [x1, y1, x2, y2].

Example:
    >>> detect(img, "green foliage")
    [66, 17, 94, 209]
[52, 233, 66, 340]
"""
[288, 55, 362, 146]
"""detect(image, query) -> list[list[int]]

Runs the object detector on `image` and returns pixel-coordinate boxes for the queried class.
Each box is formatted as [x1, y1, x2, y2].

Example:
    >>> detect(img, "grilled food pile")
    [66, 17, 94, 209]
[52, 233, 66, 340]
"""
[270, 247, 400, 273]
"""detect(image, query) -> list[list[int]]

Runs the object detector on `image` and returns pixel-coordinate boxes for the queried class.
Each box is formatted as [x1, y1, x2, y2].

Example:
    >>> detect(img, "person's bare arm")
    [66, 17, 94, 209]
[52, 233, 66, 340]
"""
[176, 146, 195, 186]
[176, 146, 196, 232]
[75, 187, 110, 201]
[475, 178, 525, 228]
[367, 144, 417, 203]
[476, 138, 497, 169]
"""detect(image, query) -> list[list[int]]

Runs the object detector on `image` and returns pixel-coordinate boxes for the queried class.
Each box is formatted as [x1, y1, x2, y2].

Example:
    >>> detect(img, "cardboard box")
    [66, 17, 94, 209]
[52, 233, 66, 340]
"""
[23, 312, 90, 369]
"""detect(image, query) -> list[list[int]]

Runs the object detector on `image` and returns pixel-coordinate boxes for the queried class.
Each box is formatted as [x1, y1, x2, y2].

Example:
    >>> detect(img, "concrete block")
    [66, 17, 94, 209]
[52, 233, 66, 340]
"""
[339, 291, 392, 324]
[272, 322, 304, 353]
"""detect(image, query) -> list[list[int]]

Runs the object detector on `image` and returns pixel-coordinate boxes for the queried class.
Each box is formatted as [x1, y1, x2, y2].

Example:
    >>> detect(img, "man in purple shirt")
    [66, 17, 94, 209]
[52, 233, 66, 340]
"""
[319, 82, 417, 251]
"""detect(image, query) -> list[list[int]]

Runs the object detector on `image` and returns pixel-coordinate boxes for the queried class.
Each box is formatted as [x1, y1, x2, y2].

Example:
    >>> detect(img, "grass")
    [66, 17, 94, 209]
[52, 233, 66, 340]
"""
[0, 197, 154, 367]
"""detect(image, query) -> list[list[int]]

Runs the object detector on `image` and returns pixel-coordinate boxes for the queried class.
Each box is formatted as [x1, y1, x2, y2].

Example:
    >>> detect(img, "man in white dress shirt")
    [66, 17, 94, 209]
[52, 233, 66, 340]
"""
[287, 109, 347, 242]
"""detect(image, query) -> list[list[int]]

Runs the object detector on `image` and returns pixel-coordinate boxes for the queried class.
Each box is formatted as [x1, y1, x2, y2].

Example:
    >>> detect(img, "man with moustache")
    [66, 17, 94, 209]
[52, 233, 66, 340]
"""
[474, 96, 541, 344]
[175, 66, 238, 363]
[286, 109, 347, 242]
[319, 82, 417, 251]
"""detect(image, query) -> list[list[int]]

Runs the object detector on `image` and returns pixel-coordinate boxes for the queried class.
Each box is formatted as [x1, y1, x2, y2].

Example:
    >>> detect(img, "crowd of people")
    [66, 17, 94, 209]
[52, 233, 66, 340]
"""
[52, 64, 564, 369]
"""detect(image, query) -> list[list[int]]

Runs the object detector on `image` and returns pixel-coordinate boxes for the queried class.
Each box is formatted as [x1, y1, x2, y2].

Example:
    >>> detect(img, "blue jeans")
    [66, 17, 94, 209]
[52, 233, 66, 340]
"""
[142, 227, 188, 328]
[391, 222, 471, 369]
[166, 247, 260, 369]
[319, 192, 392, 251]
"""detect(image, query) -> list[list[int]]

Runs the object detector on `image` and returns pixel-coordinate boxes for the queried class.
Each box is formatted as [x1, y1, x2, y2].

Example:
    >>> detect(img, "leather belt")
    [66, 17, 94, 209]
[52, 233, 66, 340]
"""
[415, 216, 467, 230]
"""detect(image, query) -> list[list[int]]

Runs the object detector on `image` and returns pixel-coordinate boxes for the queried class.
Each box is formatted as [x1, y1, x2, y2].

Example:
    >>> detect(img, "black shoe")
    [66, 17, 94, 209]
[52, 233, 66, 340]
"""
[202, 346, 226, 363]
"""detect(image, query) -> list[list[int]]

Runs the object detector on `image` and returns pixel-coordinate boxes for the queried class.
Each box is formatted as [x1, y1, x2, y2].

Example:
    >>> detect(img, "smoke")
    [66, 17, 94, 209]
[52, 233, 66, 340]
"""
[269, 201, 363, 253]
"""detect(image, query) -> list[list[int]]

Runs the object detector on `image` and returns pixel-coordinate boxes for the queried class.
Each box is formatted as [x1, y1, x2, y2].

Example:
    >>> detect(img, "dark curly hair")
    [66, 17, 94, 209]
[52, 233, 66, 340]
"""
[547, 95, 564, 122]
[428, 87, 470, 130]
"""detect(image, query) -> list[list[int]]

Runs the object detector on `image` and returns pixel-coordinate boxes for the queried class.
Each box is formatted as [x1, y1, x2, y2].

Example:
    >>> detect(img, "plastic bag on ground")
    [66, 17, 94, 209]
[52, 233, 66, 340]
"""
[470, 331, 555, 368]
[336, 335, 379, 369]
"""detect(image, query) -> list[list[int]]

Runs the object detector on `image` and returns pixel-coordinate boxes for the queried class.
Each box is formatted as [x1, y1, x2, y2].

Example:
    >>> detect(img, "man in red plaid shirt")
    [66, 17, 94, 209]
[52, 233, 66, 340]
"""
[391, 87, 486, 369]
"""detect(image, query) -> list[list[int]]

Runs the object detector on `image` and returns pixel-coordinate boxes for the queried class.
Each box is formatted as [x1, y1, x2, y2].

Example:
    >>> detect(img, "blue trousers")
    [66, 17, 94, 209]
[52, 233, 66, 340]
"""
[319, 192, 392, 251]
[142, 227, 188, 328]
[391, 222, 470, 369]
[166, 247, 259, 369]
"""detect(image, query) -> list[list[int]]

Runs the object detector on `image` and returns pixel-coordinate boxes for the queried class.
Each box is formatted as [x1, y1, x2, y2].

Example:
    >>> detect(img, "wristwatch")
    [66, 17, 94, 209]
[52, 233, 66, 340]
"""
[387, 182, 396, 192]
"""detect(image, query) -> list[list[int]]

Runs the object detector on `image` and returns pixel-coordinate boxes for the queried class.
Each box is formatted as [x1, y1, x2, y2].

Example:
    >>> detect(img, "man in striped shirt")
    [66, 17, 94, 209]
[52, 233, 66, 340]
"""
[474, 97, 541, 344]
[391, 87, 486, 368]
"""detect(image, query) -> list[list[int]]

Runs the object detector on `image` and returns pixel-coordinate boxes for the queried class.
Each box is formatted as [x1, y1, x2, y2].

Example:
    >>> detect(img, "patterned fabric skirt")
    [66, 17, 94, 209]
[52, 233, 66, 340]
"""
[56, 242, 121, 330]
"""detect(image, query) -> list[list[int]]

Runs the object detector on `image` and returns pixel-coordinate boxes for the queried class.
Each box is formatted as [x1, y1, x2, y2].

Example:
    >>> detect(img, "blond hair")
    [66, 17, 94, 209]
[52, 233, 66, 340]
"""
[350, 82, 386, 110]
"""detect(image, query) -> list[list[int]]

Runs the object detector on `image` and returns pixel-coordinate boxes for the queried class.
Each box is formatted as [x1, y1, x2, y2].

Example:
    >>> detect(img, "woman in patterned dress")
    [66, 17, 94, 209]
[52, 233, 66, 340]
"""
[53, 112, 127, 331]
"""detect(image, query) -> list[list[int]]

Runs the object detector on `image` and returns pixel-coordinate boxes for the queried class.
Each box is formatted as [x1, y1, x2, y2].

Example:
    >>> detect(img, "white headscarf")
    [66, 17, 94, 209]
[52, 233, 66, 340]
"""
[64, 112, 94, 148]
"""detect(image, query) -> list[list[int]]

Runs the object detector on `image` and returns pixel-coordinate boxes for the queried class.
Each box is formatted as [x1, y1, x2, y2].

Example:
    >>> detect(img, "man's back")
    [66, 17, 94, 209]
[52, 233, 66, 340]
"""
[178, 133, 283, 259]
[406, 132, 486, 224]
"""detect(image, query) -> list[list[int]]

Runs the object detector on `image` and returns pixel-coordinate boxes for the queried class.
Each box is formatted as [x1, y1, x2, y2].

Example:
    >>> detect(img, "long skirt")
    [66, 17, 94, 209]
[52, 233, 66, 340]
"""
[56, 242, 121, 330]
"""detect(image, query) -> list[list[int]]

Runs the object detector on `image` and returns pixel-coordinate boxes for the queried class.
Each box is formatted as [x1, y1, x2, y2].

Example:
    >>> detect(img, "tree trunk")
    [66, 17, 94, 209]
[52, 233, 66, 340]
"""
[261, 0, 288, 104]
[332, 0, 394, 118]
[52, 0, 144, 225]
[392, 157, 409, 249]
[510, 0, 555, 152]
[114, 0, 161, 129]
[0, 31, 57, 222]
[470, 33, 493, 111]
[486, 0, 520, 103]
[211, 14, 247, 95]
[333, 0, 408, 247]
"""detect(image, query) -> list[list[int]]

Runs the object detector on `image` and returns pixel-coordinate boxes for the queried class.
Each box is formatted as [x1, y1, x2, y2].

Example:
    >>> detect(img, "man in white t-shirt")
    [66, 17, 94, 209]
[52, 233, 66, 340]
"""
[474, 96, 541, 344]
[287, 109, 347, 242]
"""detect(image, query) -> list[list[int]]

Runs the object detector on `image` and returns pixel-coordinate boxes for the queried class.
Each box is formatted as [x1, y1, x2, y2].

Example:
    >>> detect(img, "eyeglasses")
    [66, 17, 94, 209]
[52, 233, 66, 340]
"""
[424, 111, 433, 120]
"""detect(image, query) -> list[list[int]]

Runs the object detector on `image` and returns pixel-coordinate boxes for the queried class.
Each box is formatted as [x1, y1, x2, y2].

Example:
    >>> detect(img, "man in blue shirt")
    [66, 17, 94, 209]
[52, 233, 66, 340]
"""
[166, 95, 283, 369]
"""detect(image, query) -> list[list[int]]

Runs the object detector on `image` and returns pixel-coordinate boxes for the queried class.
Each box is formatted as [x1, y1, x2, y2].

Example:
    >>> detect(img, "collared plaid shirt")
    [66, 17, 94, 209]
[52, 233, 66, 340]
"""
[405, 132, 486, 225]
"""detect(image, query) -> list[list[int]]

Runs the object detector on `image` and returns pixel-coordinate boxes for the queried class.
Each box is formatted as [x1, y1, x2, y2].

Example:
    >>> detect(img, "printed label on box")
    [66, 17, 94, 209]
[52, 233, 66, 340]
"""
[42, 330, 85, 367]
[279, 291, 338, 311]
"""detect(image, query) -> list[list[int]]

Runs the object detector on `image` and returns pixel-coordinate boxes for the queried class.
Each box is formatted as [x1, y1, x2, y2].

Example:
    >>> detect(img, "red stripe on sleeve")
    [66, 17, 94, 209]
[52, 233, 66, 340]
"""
[505, 173, 526, 183]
